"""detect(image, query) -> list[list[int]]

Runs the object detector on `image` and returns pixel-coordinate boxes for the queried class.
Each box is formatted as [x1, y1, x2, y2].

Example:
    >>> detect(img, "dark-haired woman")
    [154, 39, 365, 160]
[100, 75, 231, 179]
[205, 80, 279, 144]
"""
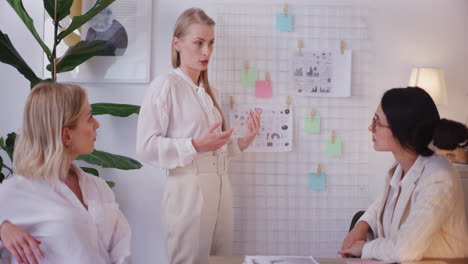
[339, 87, 468, 262]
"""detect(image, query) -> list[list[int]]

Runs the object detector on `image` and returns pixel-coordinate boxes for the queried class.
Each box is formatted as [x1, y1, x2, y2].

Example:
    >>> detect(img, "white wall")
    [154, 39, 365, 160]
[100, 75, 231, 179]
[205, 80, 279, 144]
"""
[1, 0, 467, 263]
[370, 0, 468, 199]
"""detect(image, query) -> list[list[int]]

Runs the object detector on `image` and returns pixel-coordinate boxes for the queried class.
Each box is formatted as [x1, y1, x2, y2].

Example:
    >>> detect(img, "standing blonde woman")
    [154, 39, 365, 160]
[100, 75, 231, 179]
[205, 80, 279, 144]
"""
[0, 83, 131, 264]
[136, 8, 261, 264]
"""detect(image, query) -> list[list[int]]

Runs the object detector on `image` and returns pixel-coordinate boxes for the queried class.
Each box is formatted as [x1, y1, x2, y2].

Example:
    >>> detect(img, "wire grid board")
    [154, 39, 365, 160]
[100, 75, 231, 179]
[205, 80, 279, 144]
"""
[210, 3, 375, 257]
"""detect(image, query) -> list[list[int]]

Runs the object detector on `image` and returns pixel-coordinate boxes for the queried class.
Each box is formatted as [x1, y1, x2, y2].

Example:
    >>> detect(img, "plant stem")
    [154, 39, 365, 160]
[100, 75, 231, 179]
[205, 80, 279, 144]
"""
[2, 164, 13, 174]
[52, 0, 59, 82]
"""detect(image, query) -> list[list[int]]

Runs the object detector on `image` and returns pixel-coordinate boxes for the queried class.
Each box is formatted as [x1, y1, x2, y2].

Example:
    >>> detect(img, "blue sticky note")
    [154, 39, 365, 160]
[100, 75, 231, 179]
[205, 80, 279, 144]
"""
[326, 139, 343, 157]
[309, 172, 326, 190]
[276, 13, 293, 31]
[304, 116, 321, 133]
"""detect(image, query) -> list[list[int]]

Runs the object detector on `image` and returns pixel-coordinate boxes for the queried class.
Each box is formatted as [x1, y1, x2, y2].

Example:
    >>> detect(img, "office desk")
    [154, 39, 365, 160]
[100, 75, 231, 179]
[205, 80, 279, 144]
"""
[209, 256, 468, 264]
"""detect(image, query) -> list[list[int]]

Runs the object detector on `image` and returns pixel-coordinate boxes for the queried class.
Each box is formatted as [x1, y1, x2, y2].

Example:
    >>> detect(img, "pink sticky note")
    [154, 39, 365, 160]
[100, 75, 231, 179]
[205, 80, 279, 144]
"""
[255, 80, 272, 98]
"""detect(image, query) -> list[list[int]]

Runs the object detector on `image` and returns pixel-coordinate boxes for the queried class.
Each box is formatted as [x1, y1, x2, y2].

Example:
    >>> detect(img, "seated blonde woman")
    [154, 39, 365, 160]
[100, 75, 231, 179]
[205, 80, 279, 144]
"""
[0, 83, 131, 264]
[339, 87, 468, 262]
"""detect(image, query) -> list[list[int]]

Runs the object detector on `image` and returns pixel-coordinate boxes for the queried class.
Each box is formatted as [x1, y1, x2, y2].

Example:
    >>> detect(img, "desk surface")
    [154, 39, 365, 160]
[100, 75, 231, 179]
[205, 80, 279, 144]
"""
[209, 256, 468, 264]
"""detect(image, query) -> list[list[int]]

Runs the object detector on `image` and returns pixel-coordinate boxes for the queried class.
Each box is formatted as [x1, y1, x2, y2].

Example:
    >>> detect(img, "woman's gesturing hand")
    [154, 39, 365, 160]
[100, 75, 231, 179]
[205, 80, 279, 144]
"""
[238, 108, 261, 151]
[192, 122, 233, 153]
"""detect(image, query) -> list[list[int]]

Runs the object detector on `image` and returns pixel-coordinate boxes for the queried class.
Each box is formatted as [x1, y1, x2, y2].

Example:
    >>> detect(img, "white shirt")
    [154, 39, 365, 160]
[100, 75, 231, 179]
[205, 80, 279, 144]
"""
[0, 165, 131, 264]
[136, 68, 240, 170]
[381, 165, 408, 237]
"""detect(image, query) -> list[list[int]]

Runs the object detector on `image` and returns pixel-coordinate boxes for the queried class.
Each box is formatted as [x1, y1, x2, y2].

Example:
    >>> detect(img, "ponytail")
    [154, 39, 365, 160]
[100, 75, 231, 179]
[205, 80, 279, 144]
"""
[433, 118, 468, 150]
[381, 87, 467, 157]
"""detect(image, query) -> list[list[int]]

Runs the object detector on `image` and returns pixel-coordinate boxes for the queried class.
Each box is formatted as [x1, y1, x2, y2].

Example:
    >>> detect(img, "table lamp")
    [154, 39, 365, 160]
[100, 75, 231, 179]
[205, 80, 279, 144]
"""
[408, 67, 448, 105]
[409, 68, 468, 164]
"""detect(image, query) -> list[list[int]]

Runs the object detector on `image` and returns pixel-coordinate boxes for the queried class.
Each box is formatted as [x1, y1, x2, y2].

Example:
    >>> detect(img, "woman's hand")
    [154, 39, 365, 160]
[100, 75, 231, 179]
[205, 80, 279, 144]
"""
[238, 108, 261, 151]
[192, 122, 233, 153]
[0, 221, 44, 264]
[339, 221, 369, 258]
[338, 240, 366, 258]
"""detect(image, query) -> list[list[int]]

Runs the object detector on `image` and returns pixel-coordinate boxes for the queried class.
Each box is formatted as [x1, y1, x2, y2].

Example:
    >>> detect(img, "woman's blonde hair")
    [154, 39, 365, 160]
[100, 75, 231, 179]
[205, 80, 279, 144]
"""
[171, 8, 226, 130]
[13, 83, 87, 182]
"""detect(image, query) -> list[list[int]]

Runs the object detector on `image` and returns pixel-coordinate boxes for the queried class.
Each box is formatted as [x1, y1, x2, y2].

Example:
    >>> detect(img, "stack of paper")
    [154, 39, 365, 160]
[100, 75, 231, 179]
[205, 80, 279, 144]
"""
[244, 256, 319, 264]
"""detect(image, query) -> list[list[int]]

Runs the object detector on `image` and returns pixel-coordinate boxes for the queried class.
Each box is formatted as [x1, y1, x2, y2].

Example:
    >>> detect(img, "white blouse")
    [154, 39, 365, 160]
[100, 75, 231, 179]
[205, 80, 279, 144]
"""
[381, 164, 408, 238]
[0, 165, 131, 264]
[136, 68, 240, 170]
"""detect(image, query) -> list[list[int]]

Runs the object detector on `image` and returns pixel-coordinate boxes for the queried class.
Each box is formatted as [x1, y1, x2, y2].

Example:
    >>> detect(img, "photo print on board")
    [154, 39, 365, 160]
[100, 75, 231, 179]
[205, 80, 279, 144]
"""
[230, 104, 293, 152]
[291, 50, 352, 97]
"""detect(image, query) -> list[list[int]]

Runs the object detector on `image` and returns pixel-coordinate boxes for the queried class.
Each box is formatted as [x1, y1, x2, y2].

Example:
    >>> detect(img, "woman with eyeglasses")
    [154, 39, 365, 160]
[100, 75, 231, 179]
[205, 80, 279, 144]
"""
[339, 87, 468, 262]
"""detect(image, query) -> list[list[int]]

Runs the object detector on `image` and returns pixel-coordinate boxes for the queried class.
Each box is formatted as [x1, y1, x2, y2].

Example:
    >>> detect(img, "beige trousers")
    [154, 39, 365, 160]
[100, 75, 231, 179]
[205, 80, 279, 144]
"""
[162, 159, 233, 264]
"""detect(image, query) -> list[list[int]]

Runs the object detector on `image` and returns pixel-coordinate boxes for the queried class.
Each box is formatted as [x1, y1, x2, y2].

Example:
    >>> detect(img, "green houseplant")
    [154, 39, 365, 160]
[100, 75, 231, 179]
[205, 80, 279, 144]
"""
[0, 0, 142, 185]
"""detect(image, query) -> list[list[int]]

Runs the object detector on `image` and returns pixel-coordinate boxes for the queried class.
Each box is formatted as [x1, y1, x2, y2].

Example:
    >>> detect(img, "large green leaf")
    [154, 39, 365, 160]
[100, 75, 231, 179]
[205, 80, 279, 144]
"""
[58, 0, 115, 40]
[106, 181, 115, 188]
[0, 136, 14, 180]
[76, 150, 142, 170]
[0, 31, 42, 88]
[6, 0, 52, 57]
[4, 133, 16, 162]
[46, 40, 106, 73]
[0, 156, 3, 178]
[80, 165, 116, 188]
[91, 103, 140, 117]
[44, 0, 74, 21]
[80, 166, 99, 176]
[1, 164, 13, 175]
[0, 156, 10, 183]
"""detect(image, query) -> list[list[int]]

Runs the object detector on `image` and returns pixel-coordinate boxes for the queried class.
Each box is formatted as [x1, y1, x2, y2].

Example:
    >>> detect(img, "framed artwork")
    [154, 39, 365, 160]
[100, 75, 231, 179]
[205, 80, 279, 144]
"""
[42, 0, 152, 83]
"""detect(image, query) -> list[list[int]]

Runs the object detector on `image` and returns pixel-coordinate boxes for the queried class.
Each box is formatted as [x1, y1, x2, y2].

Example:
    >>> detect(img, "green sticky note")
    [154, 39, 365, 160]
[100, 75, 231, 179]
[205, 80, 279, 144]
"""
[241, 68, 257, 87]
[326, 139, 343, 157]
[309, 172, 326, 190]
[304, 116, 320, 133]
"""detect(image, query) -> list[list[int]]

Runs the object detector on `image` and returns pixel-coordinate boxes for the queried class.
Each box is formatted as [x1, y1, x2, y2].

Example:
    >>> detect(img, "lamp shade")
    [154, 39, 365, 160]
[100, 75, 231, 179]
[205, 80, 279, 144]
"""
[408, 67, 448, 105]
